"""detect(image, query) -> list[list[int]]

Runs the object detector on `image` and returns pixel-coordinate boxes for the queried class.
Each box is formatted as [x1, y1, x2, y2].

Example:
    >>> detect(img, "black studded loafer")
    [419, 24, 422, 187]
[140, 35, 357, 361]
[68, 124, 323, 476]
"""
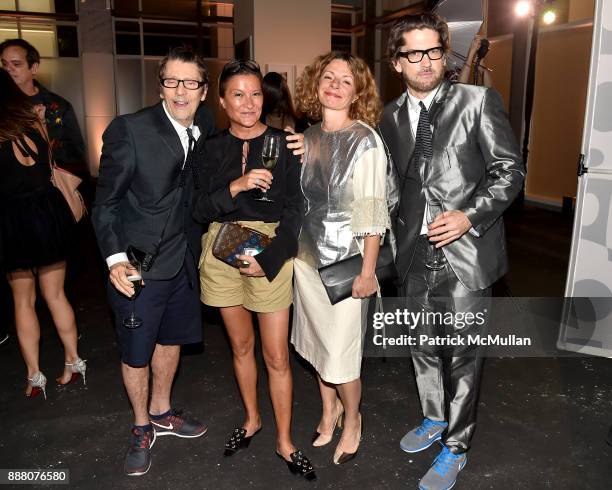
[223, 427, 260, 456]
[277, 450, 317, 481]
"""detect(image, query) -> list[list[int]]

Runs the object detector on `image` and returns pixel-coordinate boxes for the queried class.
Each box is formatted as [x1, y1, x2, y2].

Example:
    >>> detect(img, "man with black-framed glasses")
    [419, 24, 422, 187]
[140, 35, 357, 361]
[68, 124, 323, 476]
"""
[379, 13, 525, 490]
[93, 45, 213, 477]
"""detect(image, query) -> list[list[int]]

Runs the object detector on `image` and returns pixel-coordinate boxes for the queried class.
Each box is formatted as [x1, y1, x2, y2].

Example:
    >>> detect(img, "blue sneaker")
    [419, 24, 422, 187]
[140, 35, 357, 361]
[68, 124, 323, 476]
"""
[418, 446, 467, 490]
[400, 418, 448, 453]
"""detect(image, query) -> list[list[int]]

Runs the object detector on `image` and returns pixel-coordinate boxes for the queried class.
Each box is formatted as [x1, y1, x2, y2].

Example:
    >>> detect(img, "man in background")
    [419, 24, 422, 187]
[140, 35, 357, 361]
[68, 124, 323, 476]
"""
[1, 39, 88, 345]
[0, 39, 86, 177]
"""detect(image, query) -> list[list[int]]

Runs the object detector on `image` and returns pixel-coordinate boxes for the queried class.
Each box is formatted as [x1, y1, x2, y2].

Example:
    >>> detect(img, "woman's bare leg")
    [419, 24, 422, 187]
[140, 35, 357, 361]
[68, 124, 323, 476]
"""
[7, 269, 40, 394]
[258, 308, 295, 457]
[335, 378, 362, 459]
[220, 305, 261, 435]
[38, 261, 79, 383]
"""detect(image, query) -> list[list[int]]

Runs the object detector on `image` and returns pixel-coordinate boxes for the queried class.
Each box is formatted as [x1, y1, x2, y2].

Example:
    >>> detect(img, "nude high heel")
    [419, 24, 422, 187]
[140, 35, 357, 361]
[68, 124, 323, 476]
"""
[312, 401, 344, 447]
[333, 413, 362, 465]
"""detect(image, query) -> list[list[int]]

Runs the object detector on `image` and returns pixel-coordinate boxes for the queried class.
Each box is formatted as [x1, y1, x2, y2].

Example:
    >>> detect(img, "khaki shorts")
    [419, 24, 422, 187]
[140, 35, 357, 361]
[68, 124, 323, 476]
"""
[199, 221, 293, 313]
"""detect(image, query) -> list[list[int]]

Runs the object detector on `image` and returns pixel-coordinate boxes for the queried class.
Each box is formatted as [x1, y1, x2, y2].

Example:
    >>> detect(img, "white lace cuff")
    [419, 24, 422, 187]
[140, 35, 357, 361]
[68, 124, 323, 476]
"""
[351, 197, 390, 236]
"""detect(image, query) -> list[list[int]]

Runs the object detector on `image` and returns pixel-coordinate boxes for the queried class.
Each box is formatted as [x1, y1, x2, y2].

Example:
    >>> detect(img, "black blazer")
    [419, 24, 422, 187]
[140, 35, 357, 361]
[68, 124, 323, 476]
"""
[92, 102, 214, 280]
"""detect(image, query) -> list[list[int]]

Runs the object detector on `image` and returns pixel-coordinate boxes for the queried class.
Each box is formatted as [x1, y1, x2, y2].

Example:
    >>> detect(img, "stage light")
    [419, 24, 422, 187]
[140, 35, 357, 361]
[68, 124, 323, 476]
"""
[542, 10, 556, 25]
[515, 1, 532, 17]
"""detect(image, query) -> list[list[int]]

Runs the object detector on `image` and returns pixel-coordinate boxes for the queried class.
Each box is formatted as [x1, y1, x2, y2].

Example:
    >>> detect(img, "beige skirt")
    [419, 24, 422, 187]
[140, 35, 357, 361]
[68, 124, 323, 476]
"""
[290, 258, 368, 384]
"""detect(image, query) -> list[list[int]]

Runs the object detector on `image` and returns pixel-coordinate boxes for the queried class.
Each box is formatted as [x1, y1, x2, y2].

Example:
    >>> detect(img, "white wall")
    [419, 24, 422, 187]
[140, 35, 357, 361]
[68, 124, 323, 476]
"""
[234, 0, 254, 46]
[82, 52, 115, 177]
[252, 0, 330, 68]
[234, 0, 331, 91]
[37, 58, 85, 136]
[569, 0, 596, 21]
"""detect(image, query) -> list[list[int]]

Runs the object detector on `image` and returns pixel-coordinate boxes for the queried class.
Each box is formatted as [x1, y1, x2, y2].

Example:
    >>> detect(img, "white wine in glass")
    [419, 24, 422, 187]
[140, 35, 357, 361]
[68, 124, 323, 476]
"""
[254, 133, 280, 203]
[123, 262, 144, 329]
[425, 201, 446, 271]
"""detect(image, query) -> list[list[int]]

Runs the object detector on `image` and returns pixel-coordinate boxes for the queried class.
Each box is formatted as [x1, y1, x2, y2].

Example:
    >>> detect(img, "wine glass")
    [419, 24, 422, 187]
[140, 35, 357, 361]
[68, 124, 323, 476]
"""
[425, 201, 446, 271]
[123, 261, 143, 329]
[253, 134, 280, 203]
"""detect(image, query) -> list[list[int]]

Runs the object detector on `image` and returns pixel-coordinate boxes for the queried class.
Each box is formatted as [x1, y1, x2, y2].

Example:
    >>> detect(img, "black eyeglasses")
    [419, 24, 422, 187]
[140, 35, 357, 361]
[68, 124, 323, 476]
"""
[159, 78, 206, 90]
[397, 46, 444, 63]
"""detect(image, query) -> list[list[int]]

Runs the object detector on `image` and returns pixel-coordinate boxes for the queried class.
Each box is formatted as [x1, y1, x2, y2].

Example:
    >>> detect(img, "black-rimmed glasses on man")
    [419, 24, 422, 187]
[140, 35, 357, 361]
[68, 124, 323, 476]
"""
[397, 47, 444, 63]
[159, 78, 206, 90]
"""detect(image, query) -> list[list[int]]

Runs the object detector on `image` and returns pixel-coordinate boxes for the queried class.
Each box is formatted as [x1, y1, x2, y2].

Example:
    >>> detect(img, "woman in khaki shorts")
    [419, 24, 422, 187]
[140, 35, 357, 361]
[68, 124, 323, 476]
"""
[193, 60, 316, 480]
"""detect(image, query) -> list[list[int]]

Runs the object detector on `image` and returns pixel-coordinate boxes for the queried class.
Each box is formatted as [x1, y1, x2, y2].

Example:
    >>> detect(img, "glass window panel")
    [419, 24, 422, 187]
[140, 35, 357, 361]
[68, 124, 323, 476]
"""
[112, 0, 140, 17]
[115, 21, 140, 55]
[332, 34, 352, 53]
[19, 0, 53, 12]
[214, 26, 233, 59]
[201, 59, 228, 128]
[55, 0, 76, 15]
[356, 33, 365, 59]
[143, 22, 198, 56]
[57, 25, 78, 57]
[21, 22, 56, 57]
[116, 58, 143, 115]
[141, 0, 197, 19]
[203, 3, 233, 19]
[143, 58, 161, 107]
[201, 38, 212, 57]
[115, 21, 140, 32]
[0, 1, 16, 10]
[116, 34, 141, 54]
[0, 20, 18, 42]
[332, 12, 352, 30]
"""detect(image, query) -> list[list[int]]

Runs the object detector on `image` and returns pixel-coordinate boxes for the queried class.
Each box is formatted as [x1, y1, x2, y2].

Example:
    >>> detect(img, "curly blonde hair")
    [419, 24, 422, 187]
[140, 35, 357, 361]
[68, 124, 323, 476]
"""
[295, 52, 382, 127]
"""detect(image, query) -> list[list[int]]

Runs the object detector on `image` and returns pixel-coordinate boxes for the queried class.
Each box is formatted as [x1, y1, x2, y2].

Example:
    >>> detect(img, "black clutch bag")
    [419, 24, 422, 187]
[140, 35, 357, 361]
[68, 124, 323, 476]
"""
[126, 245, 156, 272]
[318, 242, 397, 305]
[212, 222, 272, 268]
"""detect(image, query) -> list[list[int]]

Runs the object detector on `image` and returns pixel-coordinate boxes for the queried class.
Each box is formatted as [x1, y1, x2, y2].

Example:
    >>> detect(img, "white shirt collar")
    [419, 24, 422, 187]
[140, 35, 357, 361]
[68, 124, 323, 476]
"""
[406, 84, 441, 113]
[161, 100, 200, 141]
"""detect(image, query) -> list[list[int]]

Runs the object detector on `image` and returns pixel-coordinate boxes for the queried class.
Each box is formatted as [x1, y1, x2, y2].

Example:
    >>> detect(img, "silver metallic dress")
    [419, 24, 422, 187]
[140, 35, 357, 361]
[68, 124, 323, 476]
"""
[291, 121, 390, 383]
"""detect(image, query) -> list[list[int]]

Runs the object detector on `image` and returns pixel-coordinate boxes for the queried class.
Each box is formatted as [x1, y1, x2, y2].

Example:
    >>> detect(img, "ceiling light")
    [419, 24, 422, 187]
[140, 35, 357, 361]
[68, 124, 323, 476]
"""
[542, 10, 556, 25]
[515, 1, 532, 17]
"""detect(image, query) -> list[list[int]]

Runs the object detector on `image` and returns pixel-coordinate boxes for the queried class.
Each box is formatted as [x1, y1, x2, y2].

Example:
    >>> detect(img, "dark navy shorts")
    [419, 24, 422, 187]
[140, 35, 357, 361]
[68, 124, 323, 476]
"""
[108, 255, 202, 367]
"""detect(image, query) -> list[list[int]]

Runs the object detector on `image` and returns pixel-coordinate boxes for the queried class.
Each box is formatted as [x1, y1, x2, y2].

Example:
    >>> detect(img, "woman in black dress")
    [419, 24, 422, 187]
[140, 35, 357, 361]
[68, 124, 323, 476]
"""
[0, 70, 85, 399]
[193, 60, 315, 480]
[260, 71, 308, 133]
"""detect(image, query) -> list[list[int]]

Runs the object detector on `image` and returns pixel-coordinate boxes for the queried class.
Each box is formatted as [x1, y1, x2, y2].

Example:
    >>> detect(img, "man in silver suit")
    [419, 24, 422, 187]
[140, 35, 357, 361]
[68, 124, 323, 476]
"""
[379, 13, 525, 490]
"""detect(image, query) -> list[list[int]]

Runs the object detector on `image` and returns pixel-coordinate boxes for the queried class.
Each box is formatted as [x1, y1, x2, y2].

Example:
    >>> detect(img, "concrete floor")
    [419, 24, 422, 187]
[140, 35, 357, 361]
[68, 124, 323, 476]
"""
[0, 206, 611, 489]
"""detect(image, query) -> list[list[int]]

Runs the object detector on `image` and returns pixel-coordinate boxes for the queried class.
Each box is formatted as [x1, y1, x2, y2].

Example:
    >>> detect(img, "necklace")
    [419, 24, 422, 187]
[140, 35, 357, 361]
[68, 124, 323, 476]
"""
[321, 119, 355, 132]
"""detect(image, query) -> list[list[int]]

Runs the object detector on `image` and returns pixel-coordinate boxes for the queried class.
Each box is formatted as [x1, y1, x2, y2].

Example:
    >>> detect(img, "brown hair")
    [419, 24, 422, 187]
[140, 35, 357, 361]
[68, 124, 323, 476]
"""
[261, 71, 299, 125]
[0, 69, 39, 142]
[295, 51, 382, 127]
[0, 38, 40, 67]
[387, 13, 450, 64]
[158, 45, 209, 87]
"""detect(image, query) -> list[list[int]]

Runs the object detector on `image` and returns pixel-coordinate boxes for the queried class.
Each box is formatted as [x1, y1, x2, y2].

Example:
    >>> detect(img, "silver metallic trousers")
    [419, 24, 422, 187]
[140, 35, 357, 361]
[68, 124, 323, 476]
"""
[401, 235, 491, 454]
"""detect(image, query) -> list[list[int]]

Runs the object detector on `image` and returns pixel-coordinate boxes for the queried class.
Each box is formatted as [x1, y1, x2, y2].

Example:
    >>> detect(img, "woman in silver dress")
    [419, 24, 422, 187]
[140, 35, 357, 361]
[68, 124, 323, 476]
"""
[292, 52, 390, 464]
